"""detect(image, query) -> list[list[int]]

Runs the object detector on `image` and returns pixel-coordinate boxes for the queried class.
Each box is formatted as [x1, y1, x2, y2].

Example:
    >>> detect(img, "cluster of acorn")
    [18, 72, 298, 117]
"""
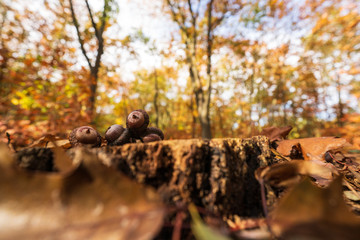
[69, 109, 164, 147]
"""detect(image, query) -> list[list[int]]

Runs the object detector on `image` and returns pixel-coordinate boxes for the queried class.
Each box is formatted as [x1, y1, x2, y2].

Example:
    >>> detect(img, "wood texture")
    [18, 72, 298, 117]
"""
[96, 136, 274, 218]
[16, 136, 274, 218]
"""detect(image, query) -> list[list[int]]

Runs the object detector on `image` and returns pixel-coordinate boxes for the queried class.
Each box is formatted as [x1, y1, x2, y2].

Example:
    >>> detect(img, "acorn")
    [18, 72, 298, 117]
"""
[142, 127, 164, 140]
[105, 124, 131, 146]
[69, 126, 102, 147]
[105, 124, 125, 143]
[143, 133, 162, 143]
[126, 109, 149, 138]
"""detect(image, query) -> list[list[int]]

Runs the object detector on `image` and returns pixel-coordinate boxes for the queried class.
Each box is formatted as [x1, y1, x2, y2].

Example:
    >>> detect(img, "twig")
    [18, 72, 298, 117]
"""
[172, 211, 186, 240]
[6, 132, 15, 152]
[259, 179, 276, 238]
[69, 0, 92, 70]
[84, 0, 99, 38]
[344, 179, 360, 200]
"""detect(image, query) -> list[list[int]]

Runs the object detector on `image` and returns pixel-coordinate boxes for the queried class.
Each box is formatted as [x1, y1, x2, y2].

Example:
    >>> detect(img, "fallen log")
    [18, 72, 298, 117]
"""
[16, 136, 275, 218]
[96, 136, 274, 218]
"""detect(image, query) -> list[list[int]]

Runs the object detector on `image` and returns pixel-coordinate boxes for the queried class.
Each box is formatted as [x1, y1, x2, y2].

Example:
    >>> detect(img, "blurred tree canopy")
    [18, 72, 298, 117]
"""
[0, 0, 359, 146]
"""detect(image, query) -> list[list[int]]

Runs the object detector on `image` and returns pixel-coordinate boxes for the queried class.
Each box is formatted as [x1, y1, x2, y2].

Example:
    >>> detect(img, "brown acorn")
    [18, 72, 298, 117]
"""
[142, 127, 164, 140]
[105, 124, 131, 146]
[143, 133, 162, 143]
[105, 125, 125, 143]
[126, 109, 149, 138]
[69, 126, 102, 147]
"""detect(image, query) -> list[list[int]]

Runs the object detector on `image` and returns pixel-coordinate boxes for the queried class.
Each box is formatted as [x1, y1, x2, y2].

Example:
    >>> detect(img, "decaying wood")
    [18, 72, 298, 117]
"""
[16, 136, 275, 218]
[97, 136, 274, 218]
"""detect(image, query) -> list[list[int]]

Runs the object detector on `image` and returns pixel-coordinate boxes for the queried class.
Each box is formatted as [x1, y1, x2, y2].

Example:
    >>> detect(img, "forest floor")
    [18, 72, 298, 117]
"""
[1, 128, 360, 240]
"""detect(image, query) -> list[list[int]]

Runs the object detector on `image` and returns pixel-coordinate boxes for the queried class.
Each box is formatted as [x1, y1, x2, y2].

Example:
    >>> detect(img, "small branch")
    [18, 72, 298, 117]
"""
[69, 0, 93, 70]
[171, 211, 185, 240]
[93, 0, 108, 72]
[166, 0, 189, 36]
[98, 0, 108, 37]
[187, 0, 198, 53]
[187, 0, 195, 23]
[85, 0, 99, 38]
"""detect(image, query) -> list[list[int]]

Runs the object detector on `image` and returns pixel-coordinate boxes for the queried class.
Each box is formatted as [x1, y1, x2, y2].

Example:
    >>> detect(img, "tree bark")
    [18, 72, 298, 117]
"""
[16, 136, 274, 218]
[336, 75, 344, 127]
[94, 136, 274, 218]
[153, 69, 159, 128]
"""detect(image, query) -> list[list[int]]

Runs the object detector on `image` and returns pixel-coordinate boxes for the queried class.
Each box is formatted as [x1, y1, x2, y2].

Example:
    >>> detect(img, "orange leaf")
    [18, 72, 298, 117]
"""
[277, 137, 347, 160]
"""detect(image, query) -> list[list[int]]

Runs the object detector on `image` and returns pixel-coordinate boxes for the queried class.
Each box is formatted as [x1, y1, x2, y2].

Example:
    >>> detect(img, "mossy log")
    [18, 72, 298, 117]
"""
[16, 136, 274, 218]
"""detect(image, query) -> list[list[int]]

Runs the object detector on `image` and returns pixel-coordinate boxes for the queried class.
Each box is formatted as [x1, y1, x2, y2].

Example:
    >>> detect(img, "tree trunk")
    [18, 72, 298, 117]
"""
[190, 95, 197, 138]
[199, 108, 212, 139]
[88, 71, 98, 121]
[153, 69, 159, 128]
[69, 0, 107, 121]
[336, 75, 344, 127]
[16, 136, 275, 218]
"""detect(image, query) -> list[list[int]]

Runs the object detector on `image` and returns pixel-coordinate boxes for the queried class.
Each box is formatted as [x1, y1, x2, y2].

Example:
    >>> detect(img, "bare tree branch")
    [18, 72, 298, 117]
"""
[211, 4, 242, 31]
[98, 0, 108, 36]
[166, 0, 189, 36]
[187, 0, 195, 23]
[85, 0, 99, 38]
[187, 0, 198, 50]
[94, 0, 108, 71]
[69, 0, 92, 70]
[195, 0, 200, 18]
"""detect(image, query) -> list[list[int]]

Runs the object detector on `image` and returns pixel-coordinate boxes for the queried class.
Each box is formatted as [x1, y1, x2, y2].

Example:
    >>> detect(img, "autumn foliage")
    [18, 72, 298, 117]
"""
[0, 0, 359, 147]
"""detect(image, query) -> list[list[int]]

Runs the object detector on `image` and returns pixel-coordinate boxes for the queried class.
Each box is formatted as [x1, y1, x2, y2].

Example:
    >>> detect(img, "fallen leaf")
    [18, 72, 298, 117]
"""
[0, 146, 164, 240]
[348, 166, 360, 184]
[256, 160, 338, 188]
[53, 147, 79, 173]
[270, 176, 360, 239]
[227, 216, 267, 231]
[277, 137, 347, 160]
[344, 191, 360, 201]
[260, 126, 293, 142]
[47, 140, 72, 149]
[28, 134, 71, 149]
[235, 228, 271, 240]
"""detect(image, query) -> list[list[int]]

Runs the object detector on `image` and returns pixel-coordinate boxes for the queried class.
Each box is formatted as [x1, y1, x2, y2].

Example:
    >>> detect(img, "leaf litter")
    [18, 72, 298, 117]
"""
[230, 130, 360, 239]
[0, 144, 164, 240]
[3, 129, 360, 240]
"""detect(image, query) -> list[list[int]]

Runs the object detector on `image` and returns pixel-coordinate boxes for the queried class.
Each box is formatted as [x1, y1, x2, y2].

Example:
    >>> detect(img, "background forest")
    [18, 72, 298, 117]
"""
[0, 0, 359, 147]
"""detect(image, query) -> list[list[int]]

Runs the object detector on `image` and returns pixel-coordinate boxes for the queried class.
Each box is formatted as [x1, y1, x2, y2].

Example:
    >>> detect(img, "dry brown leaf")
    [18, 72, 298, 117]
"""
[28, 134, 71, 149]
[277, 137, 347, 160]
[270, 176, 360, 240]
[227, 216, 267, 231]
[47, 140, 72, 149]
[53, 147, 79, 173]
[260, 126, 293, 142]
[0, 146, 164, 240]
[255, 160, 338, 188]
